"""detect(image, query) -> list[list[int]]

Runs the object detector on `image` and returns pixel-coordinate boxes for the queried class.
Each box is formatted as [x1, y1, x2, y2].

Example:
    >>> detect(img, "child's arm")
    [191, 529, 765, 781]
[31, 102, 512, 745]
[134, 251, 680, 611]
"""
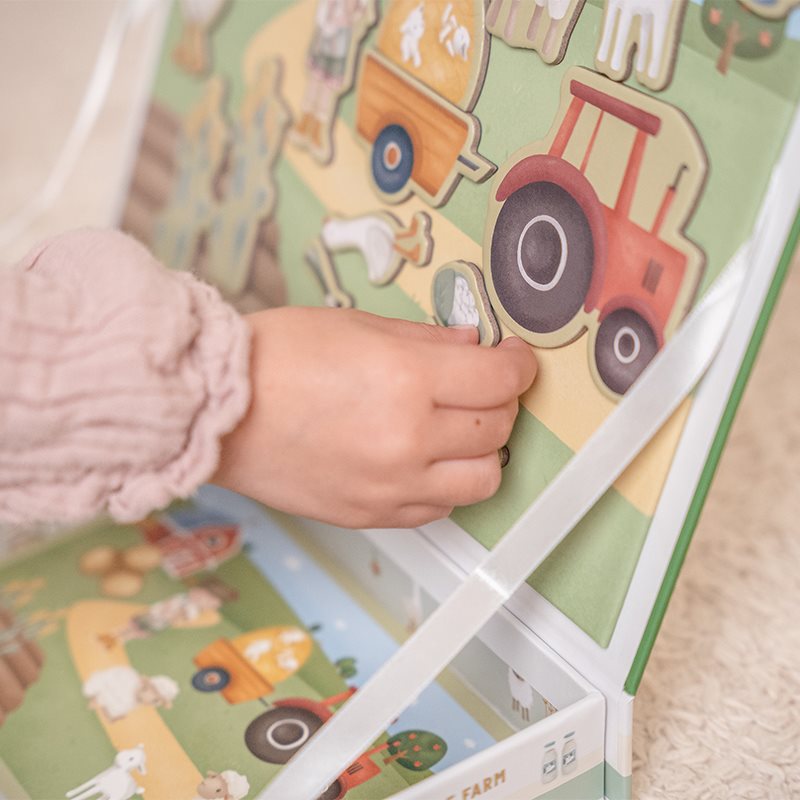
[0, 228, 537, 529]
[0, 228, 250, 525]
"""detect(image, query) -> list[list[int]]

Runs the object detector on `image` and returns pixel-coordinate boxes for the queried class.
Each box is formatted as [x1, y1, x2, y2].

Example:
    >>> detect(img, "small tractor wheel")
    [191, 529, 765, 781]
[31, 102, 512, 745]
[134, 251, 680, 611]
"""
[594, 309, 659, 395]
[372, 125, 414, 198]
[490, 180, 594, 334]
[191, 667, 231, 692]
[245, 705, 324, 764]
[315, 780, 344, 800]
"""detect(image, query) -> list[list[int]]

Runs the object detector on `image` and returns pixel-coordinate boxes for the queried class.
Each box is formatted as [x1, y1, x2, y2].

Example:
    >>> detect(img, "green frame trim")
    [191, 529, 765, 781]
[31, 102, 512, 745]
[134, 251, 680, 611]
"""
[625, 208, 800, 695]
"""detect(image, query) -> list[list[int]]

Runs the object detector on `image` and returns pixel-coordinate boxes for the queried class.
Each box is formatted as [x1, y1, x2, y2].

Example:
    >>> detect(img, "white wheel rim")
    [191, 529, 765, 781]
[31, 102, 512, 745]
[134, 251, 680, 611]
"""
[266, 719, 311, 750]
[516, 214, 568, 292]
[613, 325, 641, 364]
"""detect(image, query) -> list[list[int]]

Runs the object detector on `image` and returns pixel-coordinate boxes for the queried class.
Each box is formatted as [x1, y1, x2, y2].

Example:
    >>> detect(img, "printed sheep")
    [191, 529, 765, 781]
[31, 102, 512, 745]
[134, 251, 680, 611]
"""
[195, 770, 250, 800]
[83, 666, 179, 722]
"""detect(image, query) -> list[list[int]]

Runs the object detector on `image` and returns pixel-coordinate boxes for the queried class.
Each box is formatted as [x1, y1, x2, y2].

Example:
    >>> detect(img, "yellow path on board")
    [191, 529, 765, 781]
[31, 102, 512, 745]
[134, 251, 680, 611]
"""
[66, 600, 202, 798]
[245, 2, 690, 517]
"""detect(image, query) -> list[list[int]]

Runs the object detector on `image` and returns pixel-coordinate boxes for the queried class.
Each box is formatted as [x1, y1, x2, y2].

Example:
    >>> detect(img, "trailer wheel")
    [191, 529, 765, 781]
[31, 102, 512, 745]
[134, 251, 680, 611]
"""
[490, 180, 594, 334]
[191, 667, 230, 692]
[594, 309, 658, 395]
[245, 706, 324, 764]
[372, 125, 414, 198]
[316, 780, 344, 800]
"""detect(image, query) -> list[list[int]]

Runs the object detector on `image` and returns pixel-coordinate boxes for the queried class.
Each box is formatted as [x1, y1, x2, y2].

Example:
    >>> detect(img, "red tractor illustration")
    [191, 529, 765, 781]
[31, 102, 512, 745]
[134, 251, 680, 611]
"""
[485, 67, 707, 396]
[192, 628, 446, 799]
[244, 692, 447, 800]
[355, 0, 494, 207]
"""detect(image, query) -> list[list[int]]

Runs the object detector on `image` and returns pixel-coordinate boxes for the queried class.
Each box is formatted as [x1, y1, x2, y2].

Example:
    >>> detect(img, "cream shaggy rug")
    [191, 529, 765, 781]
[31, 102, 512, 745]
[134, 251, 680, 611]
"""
[633, 257, 800, 799]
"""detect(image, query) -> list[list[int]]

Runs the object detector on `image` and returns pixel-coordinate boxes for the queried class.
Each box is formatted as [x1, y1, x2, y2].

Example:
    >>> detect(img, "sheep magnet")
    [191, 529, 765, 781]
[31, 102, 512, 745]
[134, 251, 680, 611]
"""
[354, 0, 494, 207]
[431, 260, 500, 346]
[595, 0, 689, 91]
[485, 0, 587, 65]
[291, 0, 378, 165]
[305, 210, 433, 308]
[483, 67, 707, 398]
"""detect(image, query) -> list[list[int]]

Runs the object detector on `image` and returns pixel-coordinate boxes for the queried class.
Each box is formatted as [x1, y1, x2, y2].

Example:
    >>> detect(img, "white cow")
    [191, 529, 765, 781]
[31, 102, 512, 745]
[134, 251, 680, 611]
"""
[596, 0, 682, 84]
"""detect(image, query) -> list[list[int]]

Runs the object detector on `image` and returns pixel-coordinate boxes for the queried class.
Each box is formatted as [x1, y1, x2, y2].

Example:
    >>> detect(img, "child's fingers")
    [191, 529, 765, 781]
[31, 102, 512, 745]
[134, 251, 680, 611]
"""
[428, 401, 518, 461]
[422, 452, 503, 508]
[433, 337, 538, 409]
[361, 312, 480, 345]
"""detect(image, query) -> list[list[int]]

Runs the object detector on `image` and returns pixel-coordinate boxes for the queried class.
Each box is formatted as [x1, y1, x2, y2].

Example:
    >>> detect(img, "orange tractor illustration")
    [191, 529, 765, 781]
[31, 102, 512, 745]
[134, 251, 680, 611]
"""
[355, 0, 494, 207]
[485, 67, 707, 396]
[193, 626, 446, 799]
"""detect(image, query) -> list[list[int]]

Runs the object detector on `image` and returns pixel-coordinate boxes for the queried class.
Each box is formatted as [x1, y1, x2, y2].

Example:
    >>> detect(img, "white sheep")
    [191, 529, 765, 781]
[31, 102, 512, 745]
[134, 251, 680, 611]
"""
[66, 745, 146, 800]
[194, 769, 250, 800]
[83, 666, 179, 722]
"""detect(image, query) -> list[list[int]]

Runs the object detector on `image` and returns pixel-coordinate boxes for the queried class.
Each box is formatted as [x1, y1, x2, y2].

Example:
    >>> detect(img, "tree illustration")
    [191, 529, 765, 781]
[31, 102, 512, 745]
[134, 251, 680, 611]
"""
[702, 0, 786, 74]
[334, 656, 357, 680]
[383, 730, 447, 771]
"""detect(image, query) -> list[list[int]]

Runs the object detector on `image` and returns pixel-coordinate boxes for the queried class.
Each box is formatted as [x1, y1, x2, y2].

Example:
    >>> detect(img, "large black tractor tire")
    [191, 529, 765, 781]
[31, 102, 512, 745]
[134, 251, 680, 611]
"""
[594, 308, 659, 395]
[244, 705, 324, 764]
[490, 180, 594, 334]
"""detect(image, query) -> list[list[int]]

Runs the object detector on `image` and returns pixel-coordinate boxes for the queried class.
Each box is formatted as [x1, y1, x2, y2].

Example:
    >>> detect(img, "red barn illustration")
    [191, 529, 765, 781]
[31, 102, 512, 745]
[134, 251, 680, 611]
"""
[138, 508, 241, 579]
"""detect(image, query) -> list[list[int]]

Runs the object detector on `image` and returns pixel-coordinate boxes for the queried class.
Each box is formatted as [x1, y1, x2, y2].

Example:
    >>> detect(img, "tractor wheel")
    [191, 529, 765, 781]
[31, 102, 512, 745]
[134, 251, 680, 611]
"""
[191, 667, 230, 692]
[372, 125, 414, 198]
[594, 309, 659, 395]
[315, 780, 344, 800]
[490, 180, 594, 334]
[244, 705, 324, 764]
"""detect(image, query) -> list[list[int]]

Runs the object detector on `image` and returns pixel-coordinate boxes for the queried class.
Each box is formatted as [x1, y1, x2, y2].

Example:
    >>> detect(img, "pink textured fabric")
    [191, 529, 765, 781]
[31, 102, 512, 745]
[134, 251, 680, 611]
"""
[0, 228, 251, 524]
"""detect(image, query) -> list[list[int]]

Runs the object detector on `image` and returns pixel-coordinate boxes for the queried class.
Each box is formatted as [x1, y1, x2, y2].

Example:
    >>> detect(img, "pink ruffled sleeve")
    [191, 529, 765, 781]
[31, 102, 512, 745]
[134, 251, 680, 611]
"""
[0, 228, 251, 524]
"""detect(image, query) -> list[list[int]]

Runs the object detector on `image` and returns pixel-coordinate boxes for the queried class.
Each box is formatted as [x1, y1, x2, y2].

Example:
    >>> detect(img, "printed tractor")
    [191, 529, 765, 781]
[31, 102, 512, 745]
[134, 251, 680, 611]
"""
[244, 691, 447, 800]
[193, 632, 446, 800]
[486, 76, 705, 396]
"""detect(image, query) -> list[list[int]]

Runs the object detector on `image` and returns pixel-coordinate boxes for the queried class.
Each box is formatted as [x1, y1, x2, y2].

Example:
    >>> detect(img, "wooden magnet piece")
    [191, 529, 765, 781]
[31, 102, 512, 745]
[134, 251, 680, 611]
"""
[595, 0, 688, 92]
[431, 260, 501, 346]
[483, 67, 708, 398]
[355, 0, 495, 207]
[290, 0, 379, 165]
[486, 0, 587, 65]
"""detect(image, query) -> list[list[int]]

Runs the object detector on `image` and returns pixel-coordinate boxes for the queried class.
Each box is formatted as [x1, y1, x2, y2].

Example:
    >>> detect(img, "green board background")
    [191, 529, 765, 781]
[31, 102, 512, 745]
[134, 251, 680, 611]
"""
[146, 1, 800, 648]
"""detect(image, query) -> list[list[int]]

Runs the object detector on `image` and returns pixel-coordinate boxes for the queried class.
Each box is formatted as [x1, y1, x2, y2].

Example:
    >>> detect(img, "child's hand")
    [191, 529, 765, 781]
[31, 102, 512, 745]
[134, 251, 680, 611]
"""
[213, 307, 537, 529]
